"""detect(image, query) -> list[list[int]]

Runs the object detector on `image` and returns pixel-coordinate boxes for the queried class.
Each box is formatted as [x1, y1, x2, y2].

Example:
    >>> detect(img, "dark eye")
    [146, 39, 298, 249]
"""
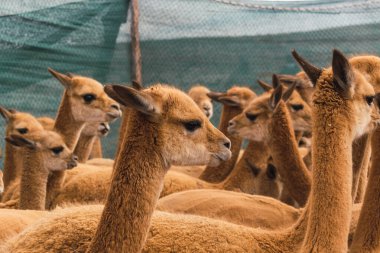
[245, 113, 258, 121]
[83, 94, 96, 103]
[291, 104, 304, 111]
[51, 146, 64, 155]
[183, 120, 202, 132]
[266, 163, 277, 180]
[17, 128, 28, 134]
[365, 96, 375, 106]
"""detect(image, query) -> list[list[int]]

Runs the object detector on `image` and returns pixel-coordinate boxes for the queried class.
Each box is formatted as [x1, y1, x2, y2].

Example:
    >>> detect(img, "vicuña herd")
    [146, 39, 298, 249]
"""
[0, 49, 379, 252]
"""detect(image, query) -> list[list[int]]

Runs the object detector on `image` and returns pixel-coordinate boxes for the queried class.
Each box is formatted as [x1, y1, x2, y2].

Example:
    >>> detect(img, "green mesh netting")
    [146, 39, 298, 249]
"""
[1, 0, 380, 160]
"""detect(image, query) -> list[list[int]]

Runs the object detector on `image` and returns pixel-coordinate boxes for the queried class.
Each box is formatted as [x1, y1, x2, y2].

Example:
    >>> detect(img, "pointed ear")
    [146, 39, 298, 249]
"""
[257, 80, 272, 92]
[5, 135, 38, 150]
[132, 80, 143, 90]
[291, 50, 322, 86]
[269, 81, 283, 110]
[278, 74, 313, 89]
[0, 106, 15, 122]
[332, 49, 355, 99]
[104, 85, 160, 116]
[282, 83, 297, 102]
[217, 96, 241, 107]
[207, 92, 226, 102]
[48, 68, 72, 88]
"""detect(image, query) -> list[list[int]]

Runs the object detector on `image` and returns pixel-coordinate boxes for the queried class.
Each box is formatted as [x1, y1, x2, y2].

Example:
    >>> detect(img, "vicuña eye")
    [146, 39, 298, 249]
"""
[365, 95, 375, 106]
[245, 113, 258, 121]
[183, 120, 202, 132]
[291, 104, 304, 111]
[83, 94, 96, 103]
[17, 128, 28, 134]
[51, 146, 64, 155]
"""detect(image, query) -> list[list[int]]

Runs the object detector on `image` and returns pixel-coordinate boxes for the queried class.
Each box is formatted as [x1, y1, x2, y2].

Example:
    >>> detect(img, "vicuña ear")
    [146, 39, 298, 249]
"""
[332, 49, 355, 99]
[278, 74, 313, 89]
[207, 92, 226, 102]
[5, 135, 38, 150]
[48, 68, 72, 89]
[104, 85, 160, 116]
[291, 50, 322, 86]
[269, 75, 283, 110]
[282, 83, 297, 103]
[217, 96, 241, 107]
[132, 80, 143, 90]
[0, 106, 15, 122]
[257, 80, 272, 92]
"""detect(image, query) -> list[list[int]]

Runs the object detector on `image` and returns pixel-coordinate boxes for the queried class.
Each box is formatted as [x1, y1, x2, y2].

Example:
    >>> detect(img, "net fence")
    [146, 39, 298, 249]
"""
[1, 0, 380, 159]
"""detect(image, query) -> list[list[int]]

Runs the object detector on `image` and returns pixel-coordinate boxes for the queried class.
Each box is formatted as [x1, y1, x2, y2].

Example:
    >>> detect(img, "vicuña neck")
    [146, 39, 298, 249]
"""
[19, 151, 49, 210]
[46, 91, 85, 209]
[74, 134, 97, 163]
[223, 140, 270, 193]
[88, 111, 168, 253]
[53, 91, 85, 149]
[2, 141, 21, 190]
[350, 127, 380, 252]
[269, 101, 311, 206]
[302, 90, 353, 252]
[200, 105, 242, 183]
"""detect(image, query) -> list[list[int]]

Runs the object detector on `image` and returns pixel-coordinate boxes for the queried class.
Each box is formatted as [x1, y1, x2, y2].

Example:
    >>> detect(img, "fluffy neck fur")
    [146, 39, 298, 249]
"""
[351, 133, 371, 202]
[45, 91, 85, 209]
[350, 127, 380, 252]
[87, 110, 168, 253]
[89, 138, 103, 159]
[19, 150, 49, 210]
[301, 73, 354, 252]
[74, 134, 97, 163]
[222, 140, 270, 194]
[2, 142, 23, 191]
[200, 105, 242, 183]
[269, 101, 311, 206]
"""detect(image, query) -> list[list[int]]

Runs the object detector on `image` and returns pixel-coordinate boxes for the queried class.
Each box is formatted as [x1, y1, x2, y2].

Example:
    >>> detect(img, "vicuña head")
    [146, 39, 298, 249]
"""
[228, 76, 312, 142]
[6, 131, 77, 172]
[106, 84, 232, 167]
[48, 68, 122, 123]
[188, 85, 213, 119]
[0, 107, 44, 137]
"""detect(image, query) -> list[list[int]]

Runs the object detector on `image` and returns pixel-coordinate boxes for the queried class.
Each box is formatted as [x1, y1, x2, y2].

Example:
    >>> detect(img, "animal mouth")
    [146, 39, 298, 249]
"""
[212, 151, 231, 162]
[98, 123, 110, 136]
[227, 125, 237, 135]
[106, 111, 121, 122]
[67, 161, 78, 170]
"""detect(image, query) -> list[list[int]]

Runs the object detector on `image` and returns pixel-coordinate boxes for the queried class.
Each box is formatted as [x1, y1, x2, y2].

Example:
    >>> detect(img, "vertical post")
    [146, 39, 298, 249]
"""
[130, 0, 143, 88]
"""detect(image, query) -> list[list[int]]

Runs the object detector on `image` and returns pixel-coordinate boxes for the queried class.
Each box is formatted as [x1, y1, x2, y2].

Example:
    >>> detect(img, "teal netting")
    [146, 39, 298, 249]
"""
[1, 0, 380, 159]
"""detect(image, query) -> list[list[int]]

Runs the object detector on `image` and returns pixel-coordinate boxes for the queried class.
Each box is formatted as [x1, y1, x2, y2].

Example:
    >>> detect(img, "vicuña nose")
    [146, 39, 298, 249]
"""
[72, 155, 78, 161]
[228, 120, 235, 127]
[111, 104, 120, 110]
[224, 139, 231, 150]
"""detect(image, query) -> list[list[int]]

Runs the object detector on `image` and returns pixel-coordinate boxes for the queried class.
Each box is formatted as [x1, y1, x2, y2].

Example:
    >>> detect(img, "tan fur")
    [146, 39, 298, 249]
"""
[74, 122, 109, 163]
[4, 52, 375, 252]
[350, 126, 380, 252]
[2, 84, 231, 252]
[1, 131, 77, 210]
[268, 101, 311, 206]
[188, 85, 213, 118]
[157, 189, 300, 229]
[199, 86, 256, 182]
[89, 138, 103, 159]
[229, 88, 312, 142]
[1, 110, 44, 193]
[279, 71, 314, 105]
[45, 69, 121, 210]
